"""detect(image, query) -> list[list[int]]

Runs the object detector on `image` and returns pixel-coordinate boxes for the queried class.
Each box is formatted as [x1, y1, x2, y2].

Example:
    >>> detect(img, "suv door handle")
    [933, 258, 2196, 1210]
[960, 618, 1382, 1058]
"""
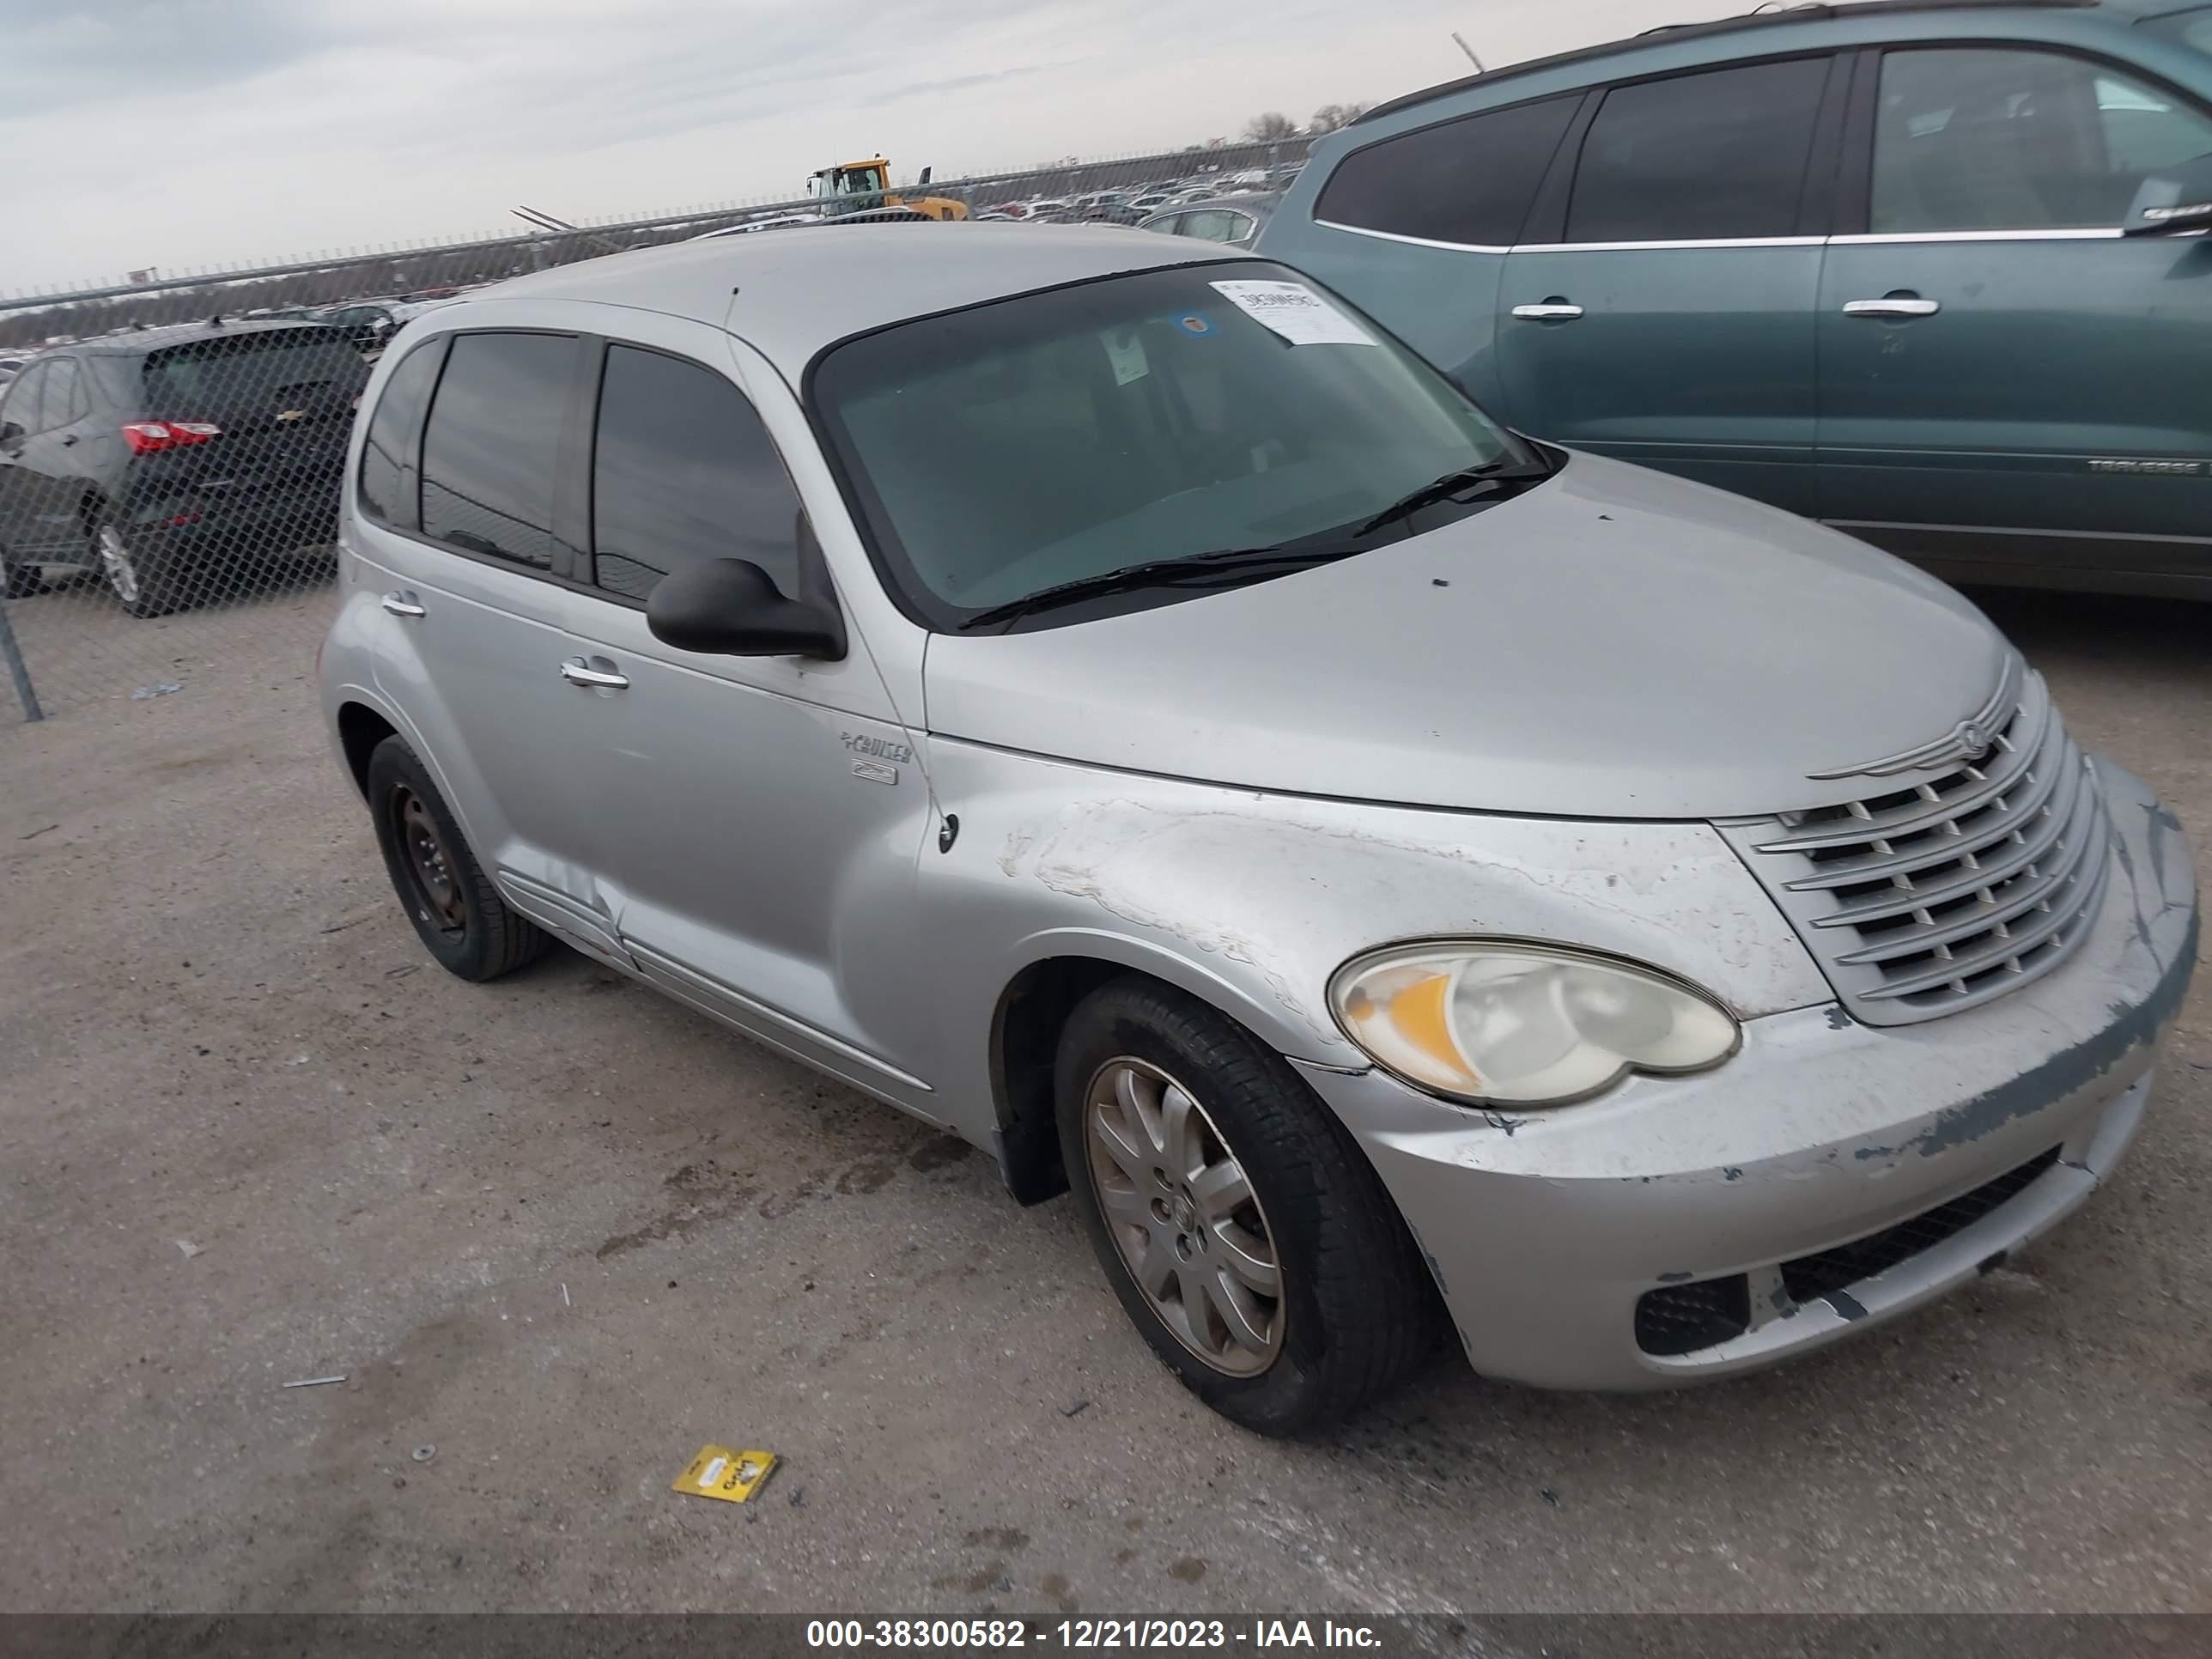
[559, 657, 629, 690]
[1844, 297, 1941, 319]
[1510, 302, 1584, 321]
[380, 592, 427, 617]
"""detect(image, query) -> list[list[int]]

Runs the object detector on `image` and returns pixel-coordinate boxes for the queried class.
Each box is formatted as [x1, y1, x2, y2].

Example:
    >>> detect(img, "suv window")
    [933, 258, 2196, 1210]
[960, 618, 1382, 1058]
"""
[358, 341, 447, 528]
[418, 332, 575, 569]
[3, 362, 51, 433]
[44, 360, 86, 428]
[1315, 94, 1577, 246]
[1871, 47, 2212, 231]
[590, 344, 804, 602]
[1567, 58, 1831, 242]
[141, 330, 366, 419]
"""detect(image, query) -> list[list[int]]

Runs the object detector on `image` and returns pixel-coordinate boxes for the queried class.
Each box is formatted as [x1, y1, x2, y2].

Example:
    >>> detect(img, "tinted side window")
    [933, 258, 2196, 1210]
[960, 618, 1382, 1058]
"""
[419, 332, 574, 568]
[1316, 94, 1577, 246]
[1567, 58, 1830, 241]
[46, 361, 87, 426]
[589, 345, 804, 602]
[3, 363, 50, 432]
[1871, 48, 2212, 232]
[358, 342, 446, 527]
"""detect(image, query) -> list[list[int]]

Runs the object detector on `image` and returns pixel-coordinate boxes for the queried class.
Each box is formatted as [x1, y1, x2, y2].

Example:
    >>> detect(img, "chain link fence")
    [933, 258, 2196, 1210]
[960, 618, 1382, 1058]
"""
[0, 138, 1309, 727]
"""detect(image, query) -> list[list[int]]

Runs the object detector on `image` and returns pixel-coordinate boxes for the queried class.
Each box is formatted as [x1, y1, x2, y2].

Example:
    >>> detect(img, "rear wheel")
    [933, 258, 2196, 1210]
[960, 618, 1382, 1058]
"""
[94, 518, 182, 618]
[1, 546, 38, 599]
[1054, 977, 1440, 1435]
[366, 735, 553, 981]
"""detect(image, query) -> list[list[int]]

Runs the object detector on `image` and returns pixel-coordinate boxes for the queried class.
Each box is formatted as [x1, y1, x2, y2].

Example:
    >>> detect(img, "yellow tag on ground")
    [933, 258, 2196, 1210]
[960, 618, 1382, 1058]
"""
[673, 1444, 777, 1504]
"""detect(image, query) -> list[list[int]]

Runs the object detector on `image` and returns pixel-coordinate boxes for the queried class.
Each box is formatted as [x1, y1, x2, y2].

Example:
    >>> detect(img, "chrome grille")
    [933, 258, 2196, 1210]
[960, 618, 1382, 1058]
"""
[1717, 667, 2112, 1026]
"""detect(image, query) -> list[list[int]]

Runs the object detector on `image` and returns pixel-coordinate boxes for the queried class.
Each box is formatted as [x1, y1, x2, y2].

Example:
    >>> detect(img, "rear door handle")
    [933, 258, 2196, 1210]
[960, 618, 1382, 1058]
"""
[1844, 298, 1941, 318]
[1510, 302, 1584, 321]
[559, 657, 629, 690]
[380, 592, 426, 617]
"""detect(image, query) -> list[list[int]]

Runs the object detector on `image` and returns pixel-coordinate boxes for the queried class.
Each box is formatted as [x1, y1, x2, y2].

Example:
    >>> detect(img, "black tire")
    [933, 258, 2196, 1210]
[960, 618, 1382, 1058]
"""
[1054, 976, 1440, 1436]
[91, 515, 183, 618]
[1, 547, 39, 600]
[365, 735, 553, 981]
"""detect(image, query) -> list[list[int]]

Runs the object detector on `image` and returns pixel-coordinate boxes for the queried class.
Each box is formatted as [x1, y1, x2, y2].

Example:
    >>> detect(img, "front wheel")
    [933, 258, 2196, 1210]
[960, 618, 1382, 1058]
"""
[366, 735, 553, 981]
[1055, 978, 1441, 1435]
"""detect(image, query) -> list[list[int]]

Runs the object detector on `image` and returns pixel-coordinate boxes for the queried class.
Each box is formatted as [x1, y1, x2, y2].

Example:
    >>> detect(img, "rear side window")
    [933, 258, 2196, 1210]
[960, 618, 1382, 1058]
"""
[1870, 47, 2212, 231]
[1566, 58, 1831, 241]
[142, 330, 367, 416]
[44, 360, 87, 427]
[2, 362, 50, 432]
[589, 344, 805, 602]
[357, 342, 445, 527]
[1316, 94, 1578, 246]
[419, 331, 575, 569]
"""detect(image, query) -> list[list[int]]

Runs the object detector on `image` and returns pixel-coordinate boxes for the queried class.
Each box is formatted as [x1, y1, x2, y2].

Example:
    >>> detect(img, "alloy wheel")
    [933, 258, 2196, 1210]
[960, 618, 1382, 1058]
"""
[1083, 1055, 1284, 1376]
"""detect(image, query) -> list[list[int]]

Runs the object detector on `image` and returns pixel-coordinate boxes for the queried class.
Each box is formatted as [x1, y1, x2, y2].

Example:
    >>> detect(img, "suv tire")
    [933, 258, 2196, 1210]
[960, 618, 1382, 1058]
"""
[366, 734, 554, 981]
[1054, 976, 1440, 1435]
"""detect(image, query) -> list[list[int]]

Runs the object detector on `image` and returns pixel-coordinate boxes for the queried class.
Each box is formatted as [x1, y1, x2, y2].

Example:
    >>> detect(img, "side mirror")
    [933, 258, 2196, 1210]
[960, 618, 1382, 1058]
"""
[0, 421, 22, 446]
[2124, 153, 2212, 236]
[919, 165, 933, 186]
[647, 557, 847, 660]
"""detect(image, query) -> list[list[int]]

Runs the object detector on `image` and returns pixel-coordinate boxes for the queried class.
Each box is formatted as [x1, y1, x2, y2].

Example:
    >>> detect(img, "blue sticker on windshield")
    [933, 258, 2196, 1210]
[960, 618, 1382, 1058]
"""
[1176, 313, 1213, 336]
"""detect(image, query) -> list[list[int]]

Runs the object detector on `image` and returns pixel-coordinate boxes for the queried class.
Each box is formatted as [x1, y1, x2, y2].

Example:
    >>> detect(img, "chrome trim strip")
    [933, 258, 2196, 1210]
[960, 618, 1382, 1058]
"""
[1828, 228, 2122, 244]
[1513, 235, 1826, 252]
[1316, 222, 2131, 254]
[1312, 218, 1511, 253]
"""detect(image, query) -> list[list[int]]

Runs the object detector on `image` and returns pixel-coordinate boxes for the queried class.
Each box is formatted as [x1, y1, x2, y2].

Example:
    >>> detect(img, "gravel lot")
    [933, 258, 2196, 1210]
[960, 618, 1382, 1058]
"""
[1, 578, 2206, 1615]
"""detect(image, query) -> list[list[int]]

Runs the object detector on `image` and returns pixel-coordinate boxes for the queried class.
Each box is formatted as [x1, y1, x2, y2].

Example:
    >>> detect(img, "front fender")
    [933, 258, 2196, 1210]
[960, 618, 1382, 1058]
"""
[907, 740, 1832, 1139]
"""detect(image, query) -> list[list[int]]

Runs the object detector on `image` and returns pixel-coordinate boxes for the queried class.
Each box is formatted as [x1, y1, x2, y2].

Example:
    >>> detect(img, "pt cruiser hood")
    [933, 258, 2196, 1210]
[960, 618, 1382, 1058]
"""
[921, 453, 2011, 820]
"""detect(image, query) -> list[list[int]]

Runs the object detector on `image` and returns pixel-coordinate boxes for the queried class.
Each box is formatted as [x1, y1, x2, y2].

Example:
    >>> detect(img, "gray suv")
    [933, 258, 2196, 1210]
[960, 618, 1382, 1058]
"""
[322, 224, 2196, 1432]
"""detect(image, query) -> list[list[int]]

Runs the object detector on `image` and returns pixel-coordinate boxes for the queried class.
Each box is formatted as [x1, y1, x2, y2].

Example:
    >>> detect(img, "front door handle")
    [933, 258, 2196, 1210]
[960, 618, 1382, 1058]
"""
[1510, 302, 1585, 321]
[380, 592, 426, 617]
[1844, 297, 1941, 319]
[559, 657, 629, 690]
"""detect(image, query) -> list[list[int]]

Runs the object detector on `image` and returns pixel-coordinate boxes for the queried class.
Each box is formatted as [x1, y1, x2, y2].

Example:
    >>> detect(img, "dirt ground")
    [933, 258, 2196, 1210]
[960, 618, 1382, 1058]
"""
[1, 580, 2207, 1615]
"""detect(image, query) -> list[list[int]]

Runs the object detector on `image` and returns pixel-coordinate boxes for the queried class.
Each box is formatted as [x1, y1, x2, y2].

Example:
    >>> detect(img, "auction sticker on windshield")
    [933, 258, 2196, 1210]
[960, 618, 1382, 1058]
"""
[1209, 280, 1374, 347]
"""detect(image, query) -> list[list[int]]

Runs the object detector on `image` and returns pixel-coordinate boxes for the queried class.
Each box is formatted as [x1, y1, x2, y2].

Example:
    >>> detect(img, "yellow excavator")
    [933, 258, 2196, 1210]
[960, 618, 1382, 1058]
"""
[805, 157, 968, 221]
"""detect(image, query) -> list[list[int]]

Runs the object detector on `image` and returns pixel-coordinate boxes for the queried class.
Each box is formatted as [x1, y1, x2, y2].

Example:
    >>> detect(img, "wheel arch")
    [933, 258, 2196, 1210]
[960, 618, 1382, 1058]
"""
[336, 700, 398, 799]
[986, 936, 1338, 1206]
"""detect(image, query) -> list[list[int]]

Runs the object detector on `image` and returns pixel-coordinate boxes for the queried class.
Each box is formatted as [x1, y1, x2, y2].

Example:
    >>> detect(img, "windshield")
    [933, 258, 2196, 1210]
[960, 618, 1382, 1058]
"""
[2145, 6, 2212, 58]
[811, 260, 1539, 629]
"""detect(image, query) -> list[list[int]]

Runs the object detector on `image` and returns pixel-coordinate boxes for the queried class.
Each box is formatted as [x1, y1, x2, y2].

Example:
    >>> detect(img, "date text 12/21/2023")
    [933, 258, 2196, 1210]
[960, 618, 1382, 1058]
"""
[805, 1620, 1383, 1650]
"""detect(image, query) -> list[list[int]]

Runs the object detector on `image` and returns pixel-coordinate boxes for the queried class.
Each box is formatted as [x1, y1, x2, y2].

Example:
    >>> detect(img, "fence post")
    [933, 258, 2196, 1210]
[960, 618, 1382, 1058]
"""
[0, 594, 44, 721]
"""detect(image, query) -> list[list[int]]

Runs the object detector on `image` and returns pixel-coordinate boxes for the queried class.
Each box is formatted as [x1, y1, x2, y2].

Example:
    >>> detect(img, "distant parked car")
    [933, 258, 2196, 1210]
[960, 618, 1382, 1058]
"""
[1260, 0, 2212, 597]
[317, 302, 401, 352]
[0, 319, 368, 612]
[1139, 192, 1279, 249]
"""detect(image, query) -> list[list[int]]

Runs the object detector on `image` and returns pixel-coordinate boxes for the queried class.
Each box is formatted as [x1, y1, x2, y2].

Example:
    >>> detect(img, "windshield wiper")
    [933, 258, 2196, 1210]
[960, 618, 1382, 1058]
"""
[1351, 457, 1552, 540]
[958, 544, 1354, 631]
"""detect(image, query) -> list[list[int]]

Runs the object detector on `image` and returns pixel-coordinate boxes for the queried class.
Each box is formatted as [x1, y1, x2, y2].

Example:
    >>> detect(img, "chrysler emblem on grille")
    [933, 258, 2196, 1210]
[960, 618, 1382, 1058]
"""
[1808, 655, 2023, 781]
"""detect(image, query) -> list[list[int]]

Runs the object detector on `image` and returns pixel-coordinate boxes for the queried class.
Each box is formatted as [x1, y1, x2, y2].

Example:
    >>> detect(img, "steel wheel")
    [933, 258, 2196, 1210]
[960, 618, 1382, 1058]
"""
[392, 786, 466, 938]
[96, 525, 142, 606]
[1083, 1056, 1284, 1376]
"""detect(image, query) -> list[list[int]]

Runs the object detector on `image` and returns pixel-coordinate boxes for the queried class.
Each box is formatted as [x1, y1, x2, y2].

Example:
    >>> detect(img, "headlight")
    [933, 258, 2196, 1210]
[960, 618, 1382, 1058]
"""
[1328, 942, 1740, 1106]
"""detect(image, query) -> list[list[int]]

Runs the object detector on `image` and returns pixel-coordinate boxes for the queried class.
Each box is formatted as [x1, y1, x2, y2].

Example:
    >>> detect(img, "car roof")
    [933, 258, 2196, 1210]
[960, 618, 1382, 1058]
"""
[423, 222, 1244, 376]
[69, 318, 345, 357]
[1357, 0, 2139, 126]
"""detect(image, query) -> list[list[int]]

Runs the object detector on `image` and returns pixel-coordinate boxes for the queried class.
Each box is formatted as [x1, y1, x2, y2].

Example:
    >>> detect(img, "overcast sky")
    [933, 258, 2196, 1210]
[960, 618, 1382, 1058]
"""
[0, 0, 1717, 293]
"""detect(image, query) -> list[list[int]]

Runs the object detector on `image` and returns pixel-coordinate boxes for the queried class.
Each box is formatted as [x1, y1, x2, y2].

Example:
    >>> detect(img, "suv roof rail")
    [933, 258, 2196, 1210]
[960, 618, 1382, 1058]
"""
[1353, 0, 2099, 126]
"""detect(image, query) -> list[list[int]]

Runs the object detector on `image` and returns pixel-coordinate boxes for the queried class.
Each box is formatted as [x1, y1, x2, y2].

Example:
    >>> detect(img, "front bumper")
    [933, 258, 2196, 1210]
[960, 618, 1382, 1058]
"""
[1298, 755, 2198, 1391]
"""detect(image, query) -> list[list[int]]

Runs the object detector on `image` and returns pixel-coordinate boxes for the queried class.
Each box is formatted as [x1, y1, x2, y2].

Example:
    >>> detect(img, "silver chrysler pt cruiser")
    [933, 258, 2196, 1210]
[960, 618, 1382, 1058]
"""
[320, 224, 2198, 1434]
